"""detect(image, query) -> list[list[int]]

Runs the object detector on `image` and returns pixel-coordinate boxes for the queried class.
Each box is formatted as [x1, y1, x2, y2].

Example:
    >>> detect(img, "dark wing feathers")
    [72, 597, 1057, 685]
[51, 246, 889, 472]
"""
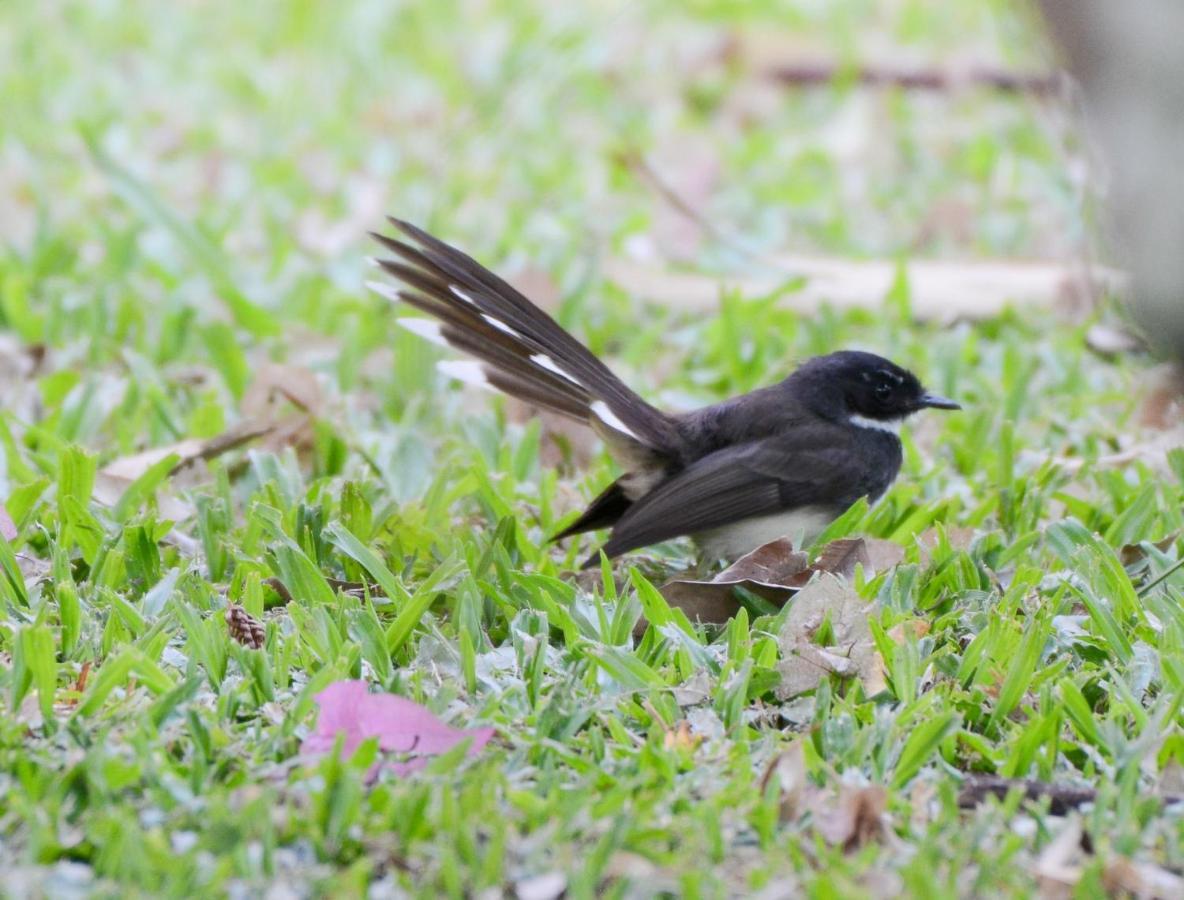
[597, 440, 860, 560]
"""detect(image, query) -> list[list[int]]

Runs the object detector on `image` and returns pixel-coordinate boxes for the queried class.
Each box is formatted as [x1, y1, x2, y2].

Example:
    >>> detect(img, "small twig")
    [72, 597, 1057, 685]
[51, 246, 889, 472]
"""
[170, 421, 276, 475]
[263, 576, 385, 606]
[765, 63, 1065, 96]
[958, 775, 1184, 815]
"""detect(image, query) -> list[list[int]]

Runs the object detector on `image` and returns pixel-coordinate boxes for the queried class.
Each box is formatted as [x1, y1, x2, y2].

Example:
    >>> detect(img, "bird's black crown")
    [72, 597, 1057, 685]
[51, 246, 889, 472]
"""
[790, 350, 960, 421]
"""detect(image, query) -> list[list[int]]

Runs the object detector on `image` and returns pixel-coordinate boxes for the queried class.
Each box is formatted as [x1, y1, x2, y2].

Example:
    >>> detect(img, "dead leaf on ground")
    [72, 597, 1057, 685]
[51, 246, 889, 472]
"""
[761, 746, 890, 853]
[1033, 817, 1085, 899]
[775, 575, 883, 699]
[659, 538, 811, 623]
[1086, 322, 1145, 357]
[659, 536, 906, 626]
[603, 256, 1126, 323]
[93, 421, 274, 520]
[1137, 363, 1184, 430]
[760, 741, 808, 822]
[813, 785, 888, 851]
[1120, 532, 1179, 568]
[241, 362, 326, 456]
[916, 525, 977, 563]
[1102, 858, 1184, 899]
[662, 719, 703, 752]
[813, 536, 905, 579]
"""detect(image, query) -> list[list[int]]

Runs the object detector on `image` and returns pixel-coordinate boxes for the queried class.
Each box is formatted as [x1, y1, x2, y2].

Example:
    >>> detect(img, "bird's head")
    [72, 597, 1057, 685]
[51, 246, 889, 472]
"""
[796, 350, 960, 424]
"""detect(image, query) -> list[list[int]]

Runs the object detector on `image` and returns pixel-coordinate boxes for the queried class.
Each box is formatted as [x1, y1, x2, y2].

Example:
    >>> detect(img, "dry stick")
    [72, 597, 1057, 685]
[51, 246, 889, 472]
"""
[957, 775, 1184, 815]
[764, 63, 1065, 96]
[263, 576, 385, 606]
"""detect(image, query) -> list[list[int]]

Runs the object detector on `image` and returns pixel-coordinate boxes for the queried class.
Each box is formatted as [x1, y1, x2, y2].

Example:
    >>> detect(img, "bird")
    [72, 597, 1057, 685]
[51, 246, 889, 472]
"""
[366, 218, 961, 567]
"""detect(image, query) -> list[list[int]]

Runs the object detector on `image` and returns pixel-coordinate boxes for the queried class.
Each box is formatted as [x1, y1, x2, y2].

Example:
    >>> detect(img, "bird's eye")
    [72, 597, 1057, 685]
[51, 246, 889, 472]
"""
[875, 383, 892, 399]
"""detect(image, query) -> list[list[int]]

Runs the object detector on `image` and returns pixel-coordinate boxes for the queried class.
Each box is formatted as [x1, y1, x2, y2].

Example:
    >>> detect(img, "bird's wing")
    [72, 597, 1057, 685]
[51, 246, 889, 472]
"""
[598, 436, 863, 558]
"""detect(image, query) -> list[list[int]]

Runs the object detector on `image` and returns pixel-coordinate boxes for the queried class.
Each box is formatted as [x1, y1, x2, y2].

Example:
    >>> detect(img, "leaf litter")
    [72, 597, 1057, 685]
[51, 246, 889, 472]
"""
[659, 535, 904, 625]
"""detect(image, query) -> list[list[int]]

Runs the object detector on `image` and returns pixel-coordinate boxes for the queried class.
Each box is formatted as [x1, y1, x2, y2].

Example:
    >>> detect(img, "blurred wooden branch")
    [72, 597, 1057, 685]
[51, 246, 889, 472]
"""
[764, 62, 1063, 95]
[604, 255, 1125, 322]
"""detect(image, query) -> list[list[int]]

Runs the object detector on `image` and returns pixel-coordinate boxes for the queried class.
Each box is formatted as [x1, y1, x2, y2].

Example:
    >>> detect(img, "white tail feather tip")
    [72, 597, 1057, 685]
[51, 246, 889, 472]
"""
[397, 318, 450, 348]
[530, 353, 582, 385]
[481, 313, 518, 336]
[590, 401, 639, 440]
[437, 360, 490, 388]
[365, 280, 399, 301]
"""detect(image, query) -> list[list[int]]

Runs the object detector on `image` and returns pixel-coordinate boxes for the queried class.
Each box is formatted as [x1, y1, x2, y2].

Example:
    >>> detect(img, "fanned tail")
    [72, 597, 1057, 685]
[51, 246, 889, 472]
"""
[368, 218, 682, 454]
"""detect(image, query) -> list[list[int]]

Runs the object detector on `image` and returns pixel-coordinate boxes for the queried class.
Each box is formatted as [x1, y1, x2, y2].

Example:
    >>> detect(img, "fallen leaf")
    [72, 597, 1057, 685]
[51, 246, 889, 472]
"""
[812, 536, 905, 580]
[760, 741, 808, 822]
[1102, 858, 1184, 899]
[93, 421, 274, 519]
[659, 536, 906, 626]
[662, 719, 702, 752]
[514, 872, 567, 900]
[775, 575, 882, 699]
[303, 680, 493, 773]
[887, 619, 931, 643]
[659, 538, 811, 624]
[1033, 817, 1084, 899]
[813, 785, 888, 851]
[1119, 532, 1179, 568]
[241, 362, 326, 456]
[916, 525, 977, 562]
[1137, 364, 1184, 430]
[1085, 322, 1145, 357]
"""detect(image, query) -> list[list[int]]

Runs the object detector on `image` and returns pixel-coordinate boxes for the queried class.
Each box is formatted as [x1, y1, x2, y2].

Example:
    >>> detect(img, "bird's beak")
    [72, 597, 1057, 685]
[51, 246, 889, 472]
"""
[919, 393, 961, 410]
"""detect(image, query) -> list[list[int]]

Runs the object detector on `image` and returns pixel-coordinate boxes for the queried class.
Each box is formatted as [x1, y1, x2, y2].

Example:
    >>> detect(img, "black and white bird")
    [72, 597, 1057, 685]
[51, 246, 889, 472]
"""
[367, 219, 960, 567]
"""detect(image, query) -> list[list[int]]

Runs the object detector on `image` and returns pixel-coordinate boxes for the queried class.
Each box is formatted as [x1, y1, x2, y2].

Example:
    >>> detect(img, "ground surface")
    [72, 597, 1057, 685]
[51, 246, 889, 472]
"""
[1, 0, 1183, 897]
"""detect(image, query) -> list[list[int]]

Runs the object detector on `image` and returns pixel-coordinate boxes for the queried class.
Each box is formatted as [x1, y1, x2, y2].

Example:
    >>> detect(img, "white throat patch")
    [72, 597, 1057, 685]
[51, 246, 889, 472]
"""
[849, 414, 903, 435]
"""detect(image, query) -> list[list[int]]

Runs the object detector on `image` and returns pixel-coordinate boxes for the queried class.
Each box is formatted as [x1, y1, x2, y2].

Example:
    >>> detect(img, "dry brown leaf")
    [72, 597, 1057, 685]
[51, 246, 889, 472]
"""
[887, 619, 931, 643]
[659, 538, 811, 624]
[658, 536, 906, 626]
[1034, 818, 1084, 899]
[93, 421, 274, 520]
[1102, 858, 1184, 899]
[603, 256, 1126, 323]
[1120, 532, 1179, 568]
[241, 362, 326, 456]
[1137, 364, 1184, 430]
[916, 525, 977, 562]
[813, 536, 905, 580]
[662, 720, 703, 752]
[813, 785, 888, 851]
[760, 741, 808, 822]
[505, 402, 597, 472]
[507, 266, 562, 314]
[775, 575, 882, 699]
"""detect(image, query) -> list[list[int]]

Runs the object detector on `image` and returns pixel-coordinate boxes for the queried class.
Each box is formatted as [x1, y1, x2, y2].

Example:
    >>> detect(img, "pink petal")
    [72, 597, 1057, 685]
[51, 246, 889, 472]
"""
[302, 680, 493, 764]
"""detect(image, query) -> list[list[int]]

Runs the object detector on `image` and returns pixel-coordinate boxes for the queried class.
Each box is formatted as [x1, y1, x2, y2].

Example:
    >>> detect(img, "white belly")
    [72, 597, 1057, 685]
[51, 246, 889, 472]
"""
[694, 506, 835, 561]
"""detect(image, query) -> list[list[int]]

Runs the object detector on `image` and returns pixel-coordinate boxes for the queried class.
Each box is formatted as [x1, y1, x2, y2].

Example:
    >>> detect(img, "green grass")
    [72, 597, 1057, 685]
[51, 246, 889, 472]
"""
[2, 0, 1183, 896]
